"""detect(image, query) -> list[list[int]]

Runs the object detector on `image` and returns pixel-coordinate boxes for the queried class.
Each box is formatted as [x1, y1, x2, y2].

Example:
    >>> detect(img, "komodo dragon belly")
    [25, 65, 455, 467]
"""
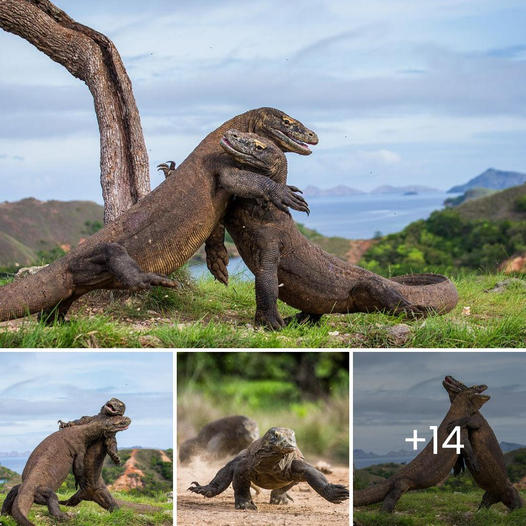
[250, 470, 292, 489]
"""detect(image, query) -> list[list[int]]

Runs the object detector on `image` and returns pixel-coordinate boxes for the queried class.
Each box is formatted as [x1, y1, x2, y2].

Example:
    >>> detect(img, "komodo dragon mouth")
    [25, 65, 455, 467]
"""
[443, 376, 488, 394]
[271, 129, 314, 154]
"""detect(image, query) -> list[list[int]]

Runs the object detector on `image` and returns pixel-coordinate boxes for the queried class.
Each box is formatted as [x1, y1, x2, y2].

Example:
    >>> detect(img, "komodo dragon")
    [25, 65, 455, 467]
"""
[443, 375, 523, 510]
[206, 130, 459, 329]
[353, 386, 489, 513]
[0, 108, 315, 322]
[57, 398, 126, 511]
[1, 415, 130, 526]
[179, 415, 259, 464]
[188, 426, 349, 510]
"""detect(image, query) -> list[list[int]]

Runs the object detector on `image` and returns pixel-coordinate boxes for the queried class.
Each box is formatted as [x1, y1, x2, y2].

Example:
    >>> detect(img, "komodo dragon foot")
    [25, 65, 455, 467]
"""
[188, 481, 218, 498]
[323, 483, 350, 504]
[284, 312, 323, 326]
[71, 242, 178, 292]
[255, 308, 286, 330]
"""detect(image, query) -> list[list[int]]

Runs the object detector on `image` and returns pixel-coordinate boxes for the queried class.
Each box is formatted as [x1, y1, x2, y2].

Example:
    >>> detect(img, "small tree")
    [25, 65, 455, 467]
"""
[0, 0, 151, 223]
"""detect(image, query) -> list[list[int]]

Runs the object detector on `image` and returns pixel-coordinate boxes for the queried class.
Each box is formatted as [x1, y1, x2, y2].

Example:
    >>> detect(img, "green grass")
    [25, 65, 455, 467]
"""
[0, 273, 524, 348]
[354, 489, 526, 525]
[0, 490, 172, 526]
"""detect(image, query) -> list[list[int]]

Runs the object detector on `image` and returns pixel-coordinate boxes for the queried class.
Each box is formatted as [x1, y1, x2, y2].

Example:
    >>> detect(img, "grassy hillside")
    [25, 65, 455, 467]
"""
[0, 272, 523, 348]
[0, 491, 172, 525]
[455, 183, 526, 222]
[0, 198, 103, 267]
[354, 460, 526, 525]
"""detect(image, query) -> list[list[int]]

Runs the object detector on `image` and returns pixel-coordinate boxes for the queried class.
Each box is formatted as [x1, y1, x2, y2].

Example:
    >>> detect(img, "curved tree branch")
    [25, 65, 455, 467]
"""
[0, 0, 151, 223]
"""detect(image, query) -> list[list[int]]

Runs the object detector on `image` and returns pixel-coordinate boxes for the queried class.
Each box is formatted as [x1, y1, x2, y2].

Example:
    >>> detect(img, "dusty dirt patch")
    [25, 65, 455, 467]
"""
[177, 460, 349, 526]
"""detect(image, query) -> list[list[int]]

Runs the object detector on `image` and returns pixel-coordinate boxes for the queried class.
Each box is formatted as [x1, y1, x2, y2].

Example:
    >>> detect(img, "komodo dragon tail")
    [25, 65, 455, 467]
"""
[0, 263, 72, 321]
[11, 484, 36, 526]
[353, 479, 392, 506]
[1, 484, 20, 515]
[388, 273, 458, 315]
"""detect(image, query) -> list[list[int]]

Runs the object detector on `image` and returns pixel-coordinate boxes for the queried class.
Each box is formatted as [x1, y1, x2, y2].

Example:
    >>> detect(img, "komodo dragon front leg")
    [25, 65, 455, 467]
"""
[188, 457, 237, 498]
[40, 242, 178, 323]
[290, 460, 349, 504]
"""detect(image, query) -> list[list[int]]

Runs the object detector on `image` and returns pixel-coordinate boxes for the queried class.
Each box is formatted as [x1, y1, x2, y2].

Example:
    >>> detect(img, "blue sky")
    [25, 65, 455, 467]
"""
[354, 352, 526, 453]
[1, 0, 526, 202]
[0, 352, 172, 452]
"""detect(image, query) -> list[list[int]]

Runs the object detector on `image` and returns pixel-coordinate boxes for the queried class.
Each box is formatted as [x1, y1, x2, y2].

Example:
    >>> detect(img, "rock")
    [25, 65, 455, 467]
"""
[462, 306, 471, 316]
[386, 324, 411, 346]
[499, 254, 526, 274]
[328, 331, 340, 336]
[484, 278, 526, 293]
[166, 491, 173, 502]
[14, 265, 48, 280]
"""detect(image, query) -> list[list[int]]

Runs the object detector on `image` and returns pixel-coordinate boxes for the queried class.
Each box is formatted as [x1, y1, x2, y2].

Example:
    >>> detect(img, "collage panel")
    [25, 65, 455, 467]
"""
[0, 352, 173, 526]
[353, 352, 526, 525]
[176, 351, 350, 525]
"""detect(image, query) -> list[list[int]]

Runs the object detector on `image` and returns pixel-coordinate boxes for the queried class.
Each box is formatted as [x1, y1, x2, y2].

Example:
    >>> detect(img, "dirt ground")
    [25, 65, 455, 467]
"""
[177, 459, 349, 526]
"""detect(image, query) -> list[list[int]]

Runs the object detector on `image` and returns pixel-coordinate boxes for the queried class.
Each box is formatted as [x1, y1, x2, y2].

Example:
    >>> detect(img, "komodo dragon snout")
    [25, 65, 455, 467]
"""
[255, 107, 318, 155]
[103, 416, 131, 432]
[101, 398, 126, 416]
[261, 427, 297, 452]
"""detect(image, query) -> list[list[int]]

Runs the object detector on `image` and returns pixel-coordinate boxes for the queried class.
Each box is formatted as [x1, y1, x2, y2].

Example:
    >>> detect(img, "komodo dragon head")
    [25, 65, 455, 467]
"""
[443, 380, 490, 412]
[253, 107, 318, 155]
[443, 376, 488, 403]
[260, 427, 298, 453]
[220, 129, 284, 177]
[100, 398, 126, 416]
[102, 415, 131, 433]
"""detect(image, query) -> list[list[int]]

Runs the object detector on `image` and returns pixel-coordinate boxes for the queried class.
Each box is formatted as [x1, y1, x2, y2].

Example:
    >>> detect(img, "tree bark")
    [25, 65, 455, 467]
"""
[0, 0, 150, 223]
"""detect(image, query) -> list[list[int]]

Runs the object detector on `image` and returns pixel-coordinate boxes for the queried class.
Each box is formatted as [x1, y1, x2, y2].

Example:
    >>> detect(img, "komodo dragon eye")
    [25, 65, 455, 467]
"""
[282, 117, 292, 126]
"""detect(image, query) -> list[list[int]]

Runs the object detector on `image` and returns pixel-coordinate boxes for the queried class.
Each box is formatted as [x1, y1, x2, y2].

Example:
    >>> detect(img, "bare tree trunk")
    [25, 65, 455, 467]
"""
[0, 0, 150, 223]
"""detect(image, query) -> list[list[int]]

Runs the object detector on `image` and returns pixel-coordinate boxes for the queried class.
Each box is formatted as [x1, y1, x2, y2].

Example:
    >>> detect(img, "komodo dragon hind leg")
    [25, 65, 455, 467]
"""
[70, 242, 178, 291]
[479, 490, 500, 510]
[254, 238, 285, 330]
[269, 483, 296, 505]
[35, 487, 68, 520]
[291, 460, 349, 505]
[381, 479, 410, 513]
[205, 222, 229, 285]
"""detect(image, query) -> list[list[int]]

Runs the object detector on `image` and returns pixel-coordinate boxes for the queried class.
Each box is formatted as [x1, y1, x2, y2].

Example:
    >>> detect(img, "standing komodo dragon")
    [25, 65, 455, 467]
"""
[443, 375, 523, 510]
[207, 130, 459, 329]
[1, 415, 130, 526]
[57, 398, 126, 511]
[354, 385, 489, 513]
[179, 415, 259, 464]
[188, 427, 349, 509]
[0, 108, 316, 322]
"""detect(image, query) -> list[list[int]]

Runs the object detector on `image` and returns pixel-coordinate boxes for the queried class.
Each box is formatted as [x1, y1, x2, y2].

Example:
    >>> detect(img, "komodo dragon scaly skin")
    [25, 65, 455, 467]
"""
[179, 415, 259, 464]
[0, 108, 316, 322]
[1, 415, 130, 526]
[207, 130, 459, 329]
[188, 427, 349, 510]
[443, 375, 523, 510]
[353, 386, 489, 513]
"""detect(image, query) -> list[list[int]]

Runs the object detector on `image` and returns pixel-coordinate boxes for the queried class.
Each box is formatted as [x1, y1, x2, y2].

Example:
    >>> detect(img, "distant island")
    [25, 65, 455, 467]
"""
[447, 167, 526, 193]
[303, 184, 440, 197]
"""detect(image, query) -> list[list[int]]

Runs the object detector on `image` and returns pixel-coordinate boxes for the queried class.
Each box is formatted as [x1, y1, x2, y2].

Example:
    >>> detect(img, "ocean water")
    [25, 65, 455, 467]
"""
[189, 192, 452, 280]
[0, 456, 28, 474]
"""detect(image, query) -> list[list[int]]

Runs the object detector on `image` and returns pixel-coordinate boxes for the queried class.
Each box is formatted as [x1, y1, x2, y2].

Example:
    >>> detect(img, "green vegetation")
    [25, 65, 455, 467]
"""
[0, 272, 524, 348]
[178, 352, 349, 464]
[516, 195, 526, 213]
[0, 491, 172, 525]
[354, 464, 526, 525]
[444, 187, 497, 207]
[360, 208, 526, 275]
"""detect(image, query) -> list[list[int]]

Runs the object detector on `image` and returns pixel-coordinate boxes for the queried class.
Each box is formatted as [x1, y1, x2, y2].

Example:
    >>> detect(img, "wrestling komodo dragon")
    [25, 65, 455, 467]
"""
[58, 398, 126, 511]
[354, 385, 489, 512]
[1, 415, 130, 526]
[188, 427, 349, 509]
[207, 130, 458, 329]
[443, 375, 523, 510]
[179, 415, 259, 464]
[0, 108, 315, 322]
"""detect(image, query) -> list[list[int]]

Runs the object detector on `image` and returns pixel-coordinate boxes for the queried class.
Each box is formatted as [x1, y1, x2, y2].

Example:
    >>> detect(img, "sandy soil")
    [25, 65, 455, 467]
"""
[110, 448, 145, 491]
[177, 459, 349, 526]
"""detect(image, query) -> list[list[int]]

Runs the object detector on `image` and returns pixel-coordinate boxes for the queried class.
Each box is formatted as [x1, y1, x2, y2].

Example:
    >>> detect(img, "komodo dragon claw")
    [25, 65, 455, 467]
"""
[157, 161, 176, 178]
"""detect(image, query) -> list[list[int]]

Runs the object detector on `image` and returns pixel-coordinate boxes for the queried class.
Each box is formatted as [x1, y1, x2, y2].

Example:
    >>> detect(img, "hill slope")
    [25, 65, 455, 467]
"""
[455, 183, 526, 221]
[448, 168, 526, 193]
[0, 198, 103, 266]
